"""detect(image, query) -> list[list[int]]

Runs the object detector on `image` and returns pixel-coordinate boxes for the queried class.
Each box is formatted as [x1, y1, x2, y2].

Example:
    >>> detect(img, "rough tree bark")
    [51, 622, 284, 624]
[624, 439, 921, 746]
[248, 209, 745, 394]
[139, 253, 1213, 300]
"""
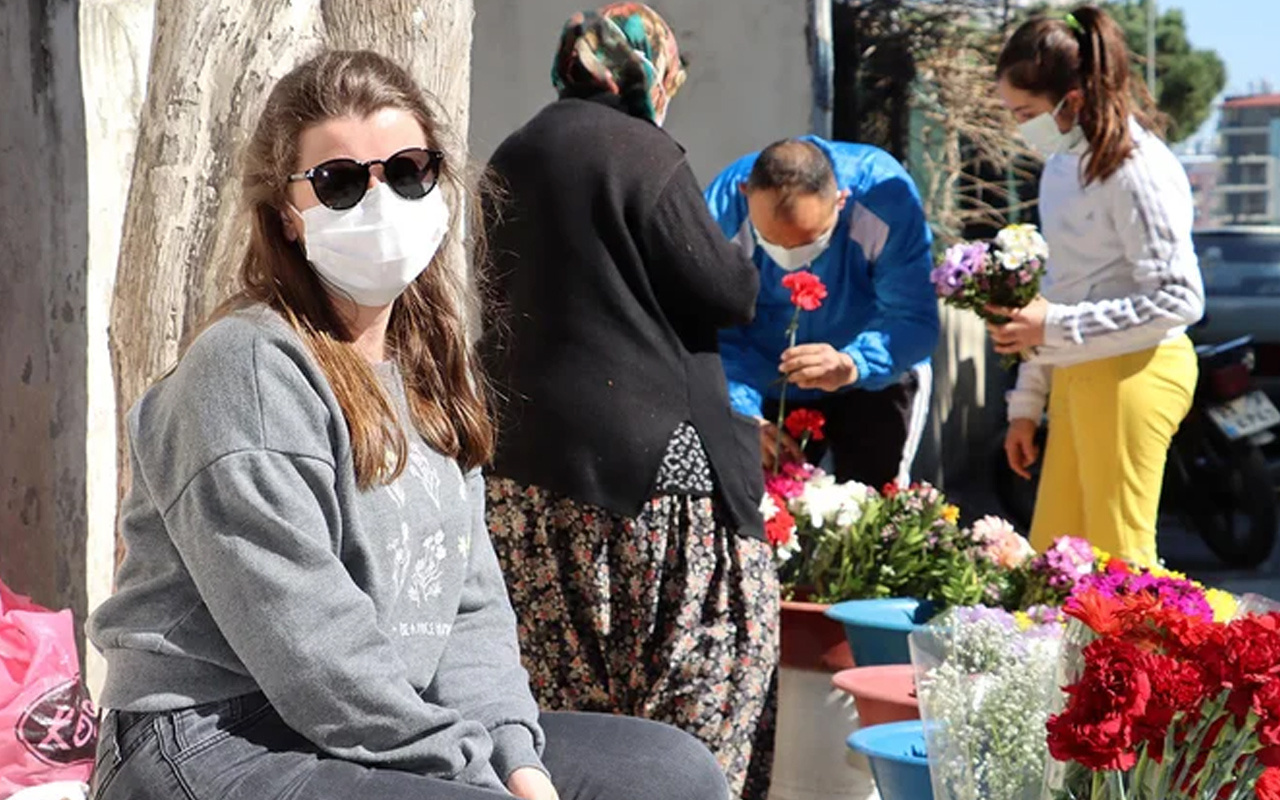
[110, 0, 475, 558]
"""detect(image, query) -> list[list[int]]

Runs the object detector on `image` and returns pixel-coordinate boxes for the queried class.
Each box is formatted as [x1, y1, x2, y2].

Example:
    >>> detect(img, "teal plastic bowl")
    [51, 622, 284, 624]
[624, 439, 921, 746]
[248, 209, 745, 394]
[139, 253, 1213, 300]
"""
[825, 597, 935, 666]
[847, 720, 933, 800]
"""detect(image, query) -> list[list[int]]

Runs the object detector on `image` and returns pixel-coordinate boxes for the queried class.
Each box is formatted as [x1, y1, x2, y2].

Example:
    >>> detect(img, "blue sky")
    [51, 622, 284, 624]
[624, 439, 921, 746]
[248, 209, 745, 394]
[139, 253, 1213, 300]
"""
[1163, 0, 1279, 146]
[1166, 0, 1280, 95]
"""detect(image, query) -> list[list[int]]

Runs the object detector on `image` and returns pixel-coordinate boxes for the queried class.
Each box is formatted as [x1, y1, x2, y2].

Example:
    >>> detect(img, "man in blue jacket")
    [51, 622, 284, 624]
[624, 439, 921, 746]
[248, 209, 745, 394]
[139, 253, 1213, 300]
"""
[704, 137, 939, 488]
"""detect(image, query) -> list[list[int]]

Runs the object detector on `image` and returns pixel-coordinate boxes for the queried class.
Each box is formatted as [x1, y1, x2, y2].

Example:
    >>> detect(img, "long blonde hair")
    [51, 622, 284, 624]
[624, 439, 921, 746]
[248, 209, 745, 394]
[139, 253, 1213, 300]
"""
[217, 50, 493, 487]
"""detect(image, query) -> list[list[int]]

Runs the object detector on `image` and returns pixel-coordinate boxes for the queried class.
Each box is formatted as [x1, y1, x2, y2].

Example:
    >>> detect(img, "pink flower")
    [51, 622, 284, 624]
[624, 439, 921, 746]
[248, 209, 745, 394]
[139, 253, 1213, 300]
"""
[971, 515, 1033, 568]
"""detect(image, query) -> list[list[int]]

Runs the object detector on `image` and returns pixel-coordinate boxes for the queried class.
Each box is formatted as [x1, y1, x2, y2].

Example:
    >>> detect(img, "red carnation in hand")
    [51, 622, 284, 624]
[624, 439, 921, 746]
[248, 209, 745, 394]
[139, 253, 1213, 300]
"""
[782, 271, 828, 311]
[784, 409, 826, 442]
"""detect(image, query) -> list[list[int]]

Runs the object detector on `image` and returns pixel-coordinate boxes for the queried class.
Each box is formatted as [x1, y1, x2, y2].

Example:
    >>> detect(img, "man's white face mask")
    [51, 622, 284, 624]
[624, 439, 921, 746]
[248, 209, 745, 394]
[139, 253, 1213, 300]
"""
[754, 225, 835, 272]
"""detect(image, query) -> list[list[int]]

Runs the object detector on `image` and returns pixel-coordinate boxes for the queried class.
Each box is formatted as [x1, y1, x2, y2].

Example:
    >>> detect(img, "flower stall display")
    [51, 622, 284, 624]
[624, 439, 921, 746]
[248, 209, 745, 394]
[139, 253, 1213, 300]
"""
[930, 223, 1049, 366]
[910, 606, 1063, 800]
[1040, 576, 1278, 800]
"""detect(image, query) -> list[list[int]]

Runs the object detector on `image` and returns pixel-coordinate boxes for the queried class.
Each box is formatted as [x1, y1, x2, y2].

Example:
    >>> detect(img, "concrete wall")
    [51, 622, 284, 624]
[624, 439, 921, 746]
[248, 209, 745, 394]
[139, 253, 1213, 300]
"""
[470, 0, 817, 184]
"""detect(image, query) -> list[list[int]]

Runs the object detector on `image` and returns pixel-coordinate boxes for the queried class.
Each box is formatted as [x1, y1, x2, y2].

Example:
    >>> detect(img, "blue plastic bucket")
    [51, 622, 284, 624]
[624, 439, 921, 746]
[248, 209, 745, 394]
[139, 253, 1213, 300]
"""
[825, 597, 935, 666]
[847, 720, 933, 800]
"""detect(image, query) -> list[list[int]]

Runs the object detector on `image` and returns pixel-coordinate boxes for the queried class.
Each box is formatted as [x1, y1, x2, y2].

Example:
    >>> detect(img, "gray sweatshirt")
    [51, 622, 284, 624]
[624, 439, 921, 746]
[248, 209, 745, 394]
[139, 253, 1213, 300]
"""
[87, 306, 544, 790]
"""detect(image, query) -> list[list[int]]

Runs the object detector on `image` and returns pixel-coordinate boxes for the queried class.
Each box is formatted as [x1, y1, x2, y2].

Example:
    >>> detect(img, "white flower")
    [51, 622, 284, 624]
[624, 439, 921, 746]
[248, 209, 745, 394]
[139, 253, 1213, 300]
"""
[760, 492, 780, 521]
[774, 536, 802, 564]
[913, 610, 1063, 800]
[792, 476, 873, 530]
[994, 224, 1049, 271]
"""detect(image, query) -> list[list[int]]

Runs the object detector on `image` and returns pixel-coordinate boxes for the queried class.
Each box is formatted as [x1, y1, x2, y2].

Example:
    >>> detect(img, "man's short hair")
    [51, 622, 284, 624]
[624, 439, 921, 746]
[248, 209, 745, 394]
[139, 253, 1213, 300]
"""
[744, 139, 838, 218]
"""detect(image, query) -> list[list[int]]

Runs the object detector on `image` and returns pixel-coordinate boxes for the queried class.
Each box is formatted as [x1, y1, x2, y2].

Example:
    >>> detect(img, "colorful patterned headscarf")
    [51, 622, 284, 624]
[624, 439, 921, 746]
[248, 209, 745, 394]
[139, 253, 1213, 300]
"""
[551, 2, 687, 125]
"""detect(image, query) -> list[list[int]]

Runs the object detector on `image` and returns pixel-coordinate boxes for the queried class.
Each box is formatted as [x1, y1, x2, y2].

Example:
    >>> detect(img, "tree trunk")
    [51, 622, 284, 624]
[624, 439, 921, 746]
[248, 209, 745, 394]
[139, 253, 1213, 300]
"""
[110, 0, 475, 560]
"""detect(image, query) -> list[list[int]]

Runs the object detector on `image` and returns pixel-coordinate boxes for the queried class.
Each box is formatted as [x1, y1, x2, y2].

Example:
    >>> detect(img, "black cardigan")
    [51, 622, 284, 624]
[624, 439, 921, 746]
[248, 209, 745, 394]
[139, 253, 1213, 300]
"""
[481, 96, 765, 539]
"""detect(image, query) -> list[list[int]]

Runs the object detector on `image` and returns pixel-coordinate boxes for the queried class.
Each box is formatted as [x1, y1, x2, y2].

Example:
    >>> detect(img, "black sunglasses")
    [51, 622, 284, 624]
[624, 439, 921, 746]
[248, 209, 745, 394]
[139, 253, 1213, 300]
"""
[287, 147, 444, 211]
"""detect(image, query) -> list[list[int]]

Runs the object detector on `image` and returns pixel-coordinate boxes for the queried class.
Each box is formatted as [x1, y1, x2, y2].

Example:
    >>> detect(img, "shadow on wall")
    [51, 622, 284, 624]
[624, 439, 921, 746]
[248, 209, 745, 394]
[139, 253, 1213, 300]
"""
[914, 305, 1008, 517]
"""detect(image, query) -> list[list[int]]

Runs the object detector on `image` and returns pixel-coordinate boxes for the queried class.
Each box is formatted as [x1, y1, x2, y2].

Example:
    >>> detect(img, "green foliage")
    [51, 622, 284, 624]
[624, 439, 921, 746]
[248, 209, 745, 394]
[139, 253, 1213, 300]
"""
[805, 484, 1006, 609]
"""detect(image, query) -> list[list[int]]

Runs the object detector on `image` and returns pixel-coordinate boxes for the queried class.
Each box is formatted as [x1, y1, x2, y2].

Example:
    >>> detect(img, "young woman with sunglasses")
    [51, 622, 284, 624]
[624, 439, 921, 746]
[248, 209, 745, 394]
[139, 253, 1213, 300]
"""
[85, 50, 728, 800]
[990, 6, 1204, 566]
[480, 5, 776, 799]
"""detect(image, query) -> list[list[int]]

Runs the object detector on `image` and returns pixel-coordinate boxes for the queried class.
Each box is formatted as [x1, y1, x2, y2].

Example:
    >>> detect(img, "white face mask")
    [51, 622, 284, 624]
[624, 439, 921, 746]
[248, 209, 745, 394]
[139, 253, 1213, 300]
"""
[296, 182, 450, 307]
[755, 226, 835, 272]
[1018, 97, 1085, 158]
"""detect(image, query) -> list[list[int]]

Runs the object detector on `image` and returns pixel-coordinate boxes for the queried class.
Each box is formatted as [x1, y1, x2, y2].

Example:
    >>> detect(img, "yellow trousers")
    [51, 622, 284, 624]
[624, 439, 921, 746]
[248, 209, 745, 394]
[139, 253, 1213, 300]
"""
[1029, 336, 1197, 567]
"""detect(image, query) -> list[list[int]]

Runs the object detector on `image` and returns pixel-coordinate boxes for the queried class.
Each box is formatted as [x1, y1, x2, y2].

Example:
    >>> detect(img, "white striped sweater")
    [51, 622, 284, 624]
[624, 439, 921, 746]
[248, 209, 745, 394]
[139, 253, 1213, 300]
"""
[1006, 119, 1205, 422]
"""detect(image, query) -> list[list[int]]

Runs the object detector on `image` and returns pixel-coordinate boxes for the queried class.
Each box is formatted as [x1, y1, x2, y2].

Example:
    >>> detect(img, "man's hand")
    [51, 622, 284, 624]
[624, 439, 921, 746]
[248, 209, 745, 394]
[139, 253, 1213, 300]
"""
[1004, 418, 1041, 480]
[780, 344, 858, 392]
[986, 297, 1049, 355]
[508, 768, 559, 800]
[758, 417, 804, 473]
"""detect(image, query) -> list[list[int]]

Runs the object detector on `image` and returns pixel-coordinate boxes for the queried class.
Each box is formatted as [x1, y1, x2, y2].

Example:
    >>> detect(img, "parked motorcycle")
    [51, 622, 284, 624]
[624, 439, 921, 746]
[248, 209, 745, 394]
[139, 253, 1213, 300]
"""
[992, 336, 1280, 567]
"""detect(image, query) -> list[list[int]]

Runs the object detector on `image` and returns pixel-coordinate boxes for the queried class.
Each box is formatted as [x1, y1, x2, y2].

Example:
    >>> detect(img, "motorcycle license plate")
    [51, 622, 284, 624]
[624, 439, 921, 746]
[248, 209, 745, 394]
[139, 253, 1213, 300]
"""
[1207, 391, 1280, 440]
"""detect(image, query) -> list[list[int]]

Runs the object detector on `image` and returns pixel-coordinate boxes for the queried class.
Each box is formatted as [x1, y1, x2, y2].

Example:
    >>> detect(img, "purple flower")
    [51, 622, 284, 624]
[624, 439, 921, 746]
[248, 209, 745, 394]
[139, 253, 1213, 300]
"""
[1028, 536, 1096, 592]
[952, 605, 1017, 629]
[1072, 570, 1214, 622]
[931, 242, 989, 297]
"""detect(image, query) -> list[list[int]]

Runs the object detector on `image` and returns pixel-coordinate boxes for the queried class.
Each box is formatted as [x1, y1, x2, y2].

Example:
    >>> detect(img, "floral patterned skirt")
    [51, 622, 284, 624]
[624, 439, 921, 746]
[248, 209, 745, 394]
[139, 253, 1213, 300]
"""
[486, 428, 780, 800]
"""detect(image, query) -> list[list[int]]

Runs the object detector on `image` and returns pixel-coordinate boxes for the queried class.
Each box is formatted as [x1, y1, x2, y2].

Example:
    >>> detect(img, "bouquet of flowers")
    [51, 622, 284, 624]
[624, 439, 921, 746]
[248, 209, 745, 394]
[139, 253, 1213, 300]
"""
[931, 224, 1049, 367]
[911, 606, 1064, 800]
[1041, 578, 1266, 800]
[771, 271, 828, 471]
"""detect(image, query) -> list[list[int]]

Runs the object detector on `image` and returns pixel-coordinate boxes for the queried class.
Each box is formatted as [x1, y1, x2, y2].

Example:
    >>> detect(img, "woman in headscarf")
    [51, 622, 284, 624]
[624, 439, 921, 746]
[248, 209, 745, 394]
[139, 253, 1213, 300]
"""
[480, 5, 778, 799]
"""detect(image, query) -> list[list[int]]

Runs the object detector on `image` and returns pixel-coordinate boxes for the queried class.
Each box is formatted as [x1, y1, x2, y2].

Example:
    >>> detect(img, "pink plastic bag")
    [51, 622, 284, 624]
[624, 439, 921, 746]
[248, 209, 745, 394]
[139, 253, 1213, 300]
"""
[0, 581, 96, 797]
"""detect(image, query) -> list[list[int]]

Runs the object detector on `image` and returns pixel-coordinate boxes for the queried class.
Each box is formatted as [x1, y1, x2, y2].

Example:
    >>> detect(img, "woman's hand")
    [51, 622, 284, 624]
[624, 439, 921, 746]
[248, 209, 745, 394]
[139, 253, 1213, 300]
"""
[1004, 418, 1041, 480]
[986, 297, 1049, 355]
[758, 417, 804, 472]
[508, 767, 559, 800]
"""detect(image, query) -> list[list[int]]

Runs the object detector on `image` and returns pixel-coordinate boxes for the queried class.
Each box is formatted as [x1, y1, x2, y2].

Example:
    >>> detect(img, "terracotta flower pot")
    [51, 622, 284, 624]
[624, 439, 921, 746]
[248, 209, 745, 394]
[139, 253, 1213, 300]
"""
[831, 665, 920, 727]
[780, 595, 855, 672]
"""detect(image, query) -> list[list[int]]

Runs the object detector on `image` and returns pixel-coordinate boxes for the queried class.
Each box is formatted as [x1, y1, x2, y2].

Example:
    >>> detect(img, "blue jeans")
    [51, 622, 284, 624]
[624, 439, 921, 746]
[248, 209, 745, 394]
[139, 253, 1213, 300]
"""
[89, 693, 728, 800]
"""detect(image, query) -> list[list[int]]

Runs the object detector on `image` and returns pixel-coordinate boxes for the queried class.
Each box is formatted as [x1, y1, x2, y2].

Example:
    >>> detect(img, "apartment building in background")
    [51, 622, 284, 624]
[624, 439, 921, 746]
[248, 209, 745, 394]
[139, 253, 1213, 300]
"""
[1218, 93, 1280, 225]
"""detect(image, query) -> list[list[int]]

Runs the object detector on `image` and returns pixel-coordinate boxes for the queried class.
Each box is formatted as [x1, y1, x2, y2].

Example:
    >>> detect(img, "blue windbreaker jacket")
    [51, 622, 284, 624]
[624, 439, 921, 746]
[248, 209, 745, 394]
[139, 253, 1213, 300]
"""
[704, 136, 939, 417]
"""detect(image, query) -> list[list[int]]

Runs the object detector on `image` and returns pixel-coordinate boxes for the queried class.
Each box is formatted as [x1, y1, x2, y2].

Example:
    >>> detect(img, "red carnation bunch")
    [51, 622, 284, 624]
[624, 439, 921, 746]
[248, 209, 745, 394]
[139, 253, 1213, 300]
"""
[1045, 588, 1280, 799]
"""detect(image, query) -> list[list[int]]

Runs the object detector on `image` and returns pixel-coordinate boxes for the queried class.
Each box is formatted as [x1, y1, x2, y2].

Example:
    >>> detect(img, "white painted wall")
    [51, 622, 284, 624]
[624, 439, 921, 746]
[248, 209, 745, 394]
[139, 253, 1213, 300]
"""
[79, 0, 156, 697]
[470, 0, 817, 184]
